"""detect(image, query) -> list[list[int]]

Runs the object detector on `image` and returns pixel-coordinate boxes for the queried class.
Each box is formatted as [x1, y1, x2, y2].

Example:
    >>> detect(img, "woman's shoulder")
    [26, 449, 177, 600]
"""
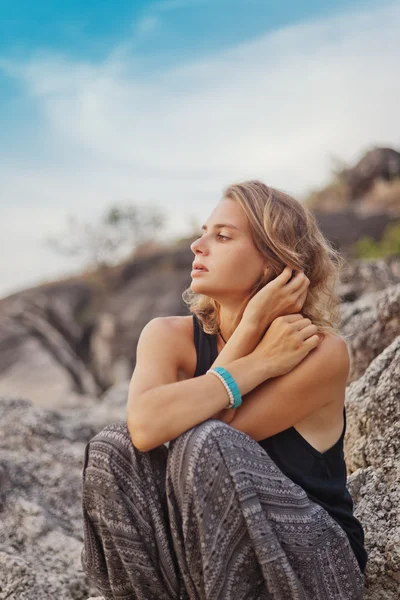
[152, 316, 197, 378]
[314, 331, 350, 381]
[319, 331, 349, 354]
[155, 315, 193, 335]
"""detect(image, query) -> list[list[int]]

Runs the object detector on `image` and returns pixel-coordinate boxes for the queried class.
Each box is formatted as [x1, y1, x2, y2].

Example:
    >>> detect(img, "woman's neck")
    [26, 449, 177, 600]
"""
[218, 304, 242, 343]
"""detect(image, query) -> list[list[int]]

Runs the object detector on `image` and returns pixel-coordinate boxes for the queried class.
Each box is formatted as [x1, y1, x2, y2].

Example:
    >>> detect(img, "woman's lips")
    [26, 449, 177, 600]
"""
[191, 268, 208, 276]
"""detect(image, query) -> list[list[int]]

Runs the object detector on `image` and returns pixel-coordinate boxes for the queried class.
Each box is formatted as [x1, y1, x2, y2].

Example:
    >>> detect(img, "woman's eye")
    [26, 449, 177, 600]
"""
[217, 233, 230, 241]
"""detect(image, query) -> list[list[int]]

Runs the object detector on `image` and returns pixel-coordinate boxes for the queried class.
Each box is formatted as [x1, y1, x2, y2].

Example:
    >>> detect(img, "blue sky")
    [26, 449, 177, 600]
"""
[1, 0, 399, 297]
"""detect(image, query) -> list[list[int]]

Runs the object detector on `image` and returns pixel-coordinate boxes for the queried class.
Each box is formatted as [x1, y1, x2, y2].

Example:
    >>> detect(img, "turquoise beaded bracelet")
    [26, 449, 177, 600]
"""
[206, 366, 242, 409]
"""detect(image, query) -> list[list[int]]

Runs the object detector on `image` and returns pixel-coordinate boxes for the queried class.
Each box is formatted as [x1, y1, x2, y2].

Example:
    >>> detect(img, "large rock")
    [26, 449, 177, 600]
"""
[344, 335, 399, 476]
[340, 282, 400, 382]
[337, 256, 400, 302]
[313, 209, 399, 256]
[0, 246, 193, 407]
[0, 283, 100, 409]
[347, 468, 399, 600]
[344, 147, 400, 200]
[0, 395, 125, 600]
[345, 336, 400, 599]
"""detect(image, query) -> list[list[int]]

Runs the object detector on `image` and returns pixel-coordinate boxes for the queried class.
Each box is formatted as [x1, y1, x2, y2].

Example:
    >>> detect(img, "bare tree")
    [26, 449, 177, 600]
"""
[46, 203, 165, 270]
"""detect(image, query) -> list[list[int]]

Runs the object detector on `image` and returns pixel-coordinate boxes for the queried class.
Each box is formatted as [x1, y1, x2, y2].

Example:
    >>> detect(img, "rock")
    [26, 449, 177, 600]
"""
[60, 381, 129, 432]
[0, 283, 100, 409]
[0, 397, 103, 599]
[340, 283, 400, 382]
[347, 468, 399, 600]
[344, 147, 400, 200]
[344, 336, 400, 598]
[313, 209, 399, 256]
[344, 335, 399, 475]
[337, 256, 400, 302]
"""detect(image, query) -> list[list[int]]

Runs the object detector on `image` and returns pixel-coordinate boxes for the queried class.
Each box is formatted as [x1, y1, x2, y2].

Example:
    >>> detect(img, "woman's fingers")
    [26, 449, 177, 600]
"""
[285, 269, 309, 293]
[299, 323, 318, 338]
[276, 265, 295, 284]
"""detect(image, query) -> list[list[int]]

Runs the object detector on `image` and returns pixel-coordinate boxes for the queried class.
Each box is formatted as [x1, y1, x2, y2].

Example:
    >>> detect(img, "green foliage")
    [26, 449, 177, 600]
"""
[352, 221, 400, 259]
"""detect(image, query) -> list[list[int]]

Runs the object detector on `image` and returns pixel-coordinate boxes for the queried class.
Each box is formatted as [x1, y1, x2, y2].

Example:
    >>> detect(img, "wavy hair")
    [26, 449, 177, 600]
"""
[182, 180, 346, 338]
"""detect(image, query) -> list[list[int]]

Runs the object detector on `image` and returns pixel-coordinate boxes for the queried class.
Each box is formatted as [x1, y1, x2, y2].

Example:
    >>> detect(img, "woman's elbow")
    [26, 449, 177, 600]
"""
[126, 405, 150, 451]
[128, 408, 165, 452]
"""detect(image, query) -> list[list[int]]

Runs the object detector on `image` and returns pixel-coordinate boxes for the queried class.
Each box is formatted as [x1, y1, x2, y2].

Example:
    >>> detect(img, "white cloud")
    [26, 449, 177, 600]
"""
[1, 1, 399, 297]
[133, 15, 161, 38]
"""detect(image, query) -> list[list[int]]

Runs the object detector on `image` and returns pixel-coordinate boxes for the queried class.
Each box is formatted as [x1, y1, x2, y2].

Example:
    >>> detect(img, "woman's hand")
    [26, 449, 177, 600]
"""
[251, 313, 322, 380]
[241, 266, 310, 335]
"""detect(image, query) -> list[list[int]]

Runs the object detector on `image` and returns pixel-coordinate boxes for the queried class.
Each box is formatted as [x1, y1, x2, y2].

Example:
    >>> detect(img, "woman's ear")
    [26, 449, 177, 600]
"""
[263, 266, 273, 281]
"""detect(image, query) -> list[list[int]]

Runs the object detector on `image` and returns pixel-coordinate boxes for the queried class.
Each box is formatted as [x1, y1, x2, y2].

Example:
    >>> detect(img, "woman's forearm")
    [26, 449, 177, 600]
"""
[211, 320, 262, 368]
[209, 320, 263, 422]
[129, 352, 268, 451]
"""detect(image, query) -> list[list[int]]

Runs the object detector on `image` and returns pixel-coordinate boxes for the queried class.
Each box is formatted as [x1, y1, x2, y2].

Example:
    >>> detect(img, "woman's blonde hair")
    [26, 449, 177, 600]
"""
[182, 180, 346, 338]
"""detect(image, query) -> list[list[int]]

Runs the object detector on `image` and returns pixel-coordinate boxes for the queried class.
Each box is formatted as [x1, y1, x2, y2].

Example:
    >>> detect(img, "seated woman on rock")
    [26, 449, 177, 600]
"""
[81, 180, 367, 599]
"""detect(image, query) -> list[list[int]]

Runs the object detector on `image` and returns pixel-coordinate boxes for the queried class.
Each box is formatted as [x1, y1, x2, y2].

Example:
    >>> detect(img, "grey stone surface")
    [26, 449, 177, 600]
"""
[0, 397, 95, 599]
[340, 282, 400, 382]
[344, 334, 400, 598]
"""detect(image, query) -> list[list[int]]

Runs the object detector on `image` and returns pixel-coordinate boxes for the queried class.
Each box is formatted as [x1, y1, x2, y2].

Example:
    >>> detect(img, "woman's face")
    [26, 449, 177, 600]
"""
[190, 198, 266, 302]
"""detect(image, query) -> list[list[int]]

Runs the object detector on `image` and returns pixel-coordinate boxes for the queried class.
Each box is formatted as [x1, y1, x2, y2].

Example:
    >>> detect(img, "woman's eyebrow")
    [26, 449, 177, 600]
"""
[201, 223, 241, 232]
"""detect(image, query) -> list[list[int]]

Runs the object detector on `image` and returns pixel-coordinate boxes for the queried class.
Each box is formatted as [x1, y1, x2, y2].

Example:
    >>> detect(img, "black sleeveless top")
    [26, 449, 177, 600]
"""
[192, 315, 368, 573]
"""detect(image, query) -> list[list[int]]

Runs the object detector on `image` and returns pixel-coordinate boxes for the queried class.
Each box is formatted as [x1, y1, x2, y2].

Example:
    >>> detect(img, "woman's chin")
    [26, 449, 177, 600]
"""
[191, 280, 212, 294]
[190, 280, 206, 291]
[191, 281, 220, 300]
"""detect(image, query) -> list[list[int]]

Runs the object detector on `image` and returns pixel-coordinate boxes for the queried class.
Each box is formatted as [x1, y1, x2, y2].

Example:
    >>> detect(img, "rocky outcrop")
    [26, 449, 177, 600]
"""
[0, 388, 128, 600]
[0, 397, 95, 599]
[0, 246, 193, 407]
[345, 336, 400, 599]
[305, 147, 400, 216]
[337, 256, 400, 302]
[344, 147, 400, 200]
[340, 282, 400, 382]
[0, 282, 100, 409]
[313, 209, 399, 254]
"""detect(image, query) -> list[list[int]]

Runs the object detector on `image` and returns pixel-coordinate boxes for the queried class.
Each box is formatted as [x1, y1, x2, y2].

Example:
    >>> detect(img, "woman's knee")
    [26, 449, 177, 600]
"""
[167, 419, 233, 497]
[170, 419, 230, 458]
[83, 421, 133, 486]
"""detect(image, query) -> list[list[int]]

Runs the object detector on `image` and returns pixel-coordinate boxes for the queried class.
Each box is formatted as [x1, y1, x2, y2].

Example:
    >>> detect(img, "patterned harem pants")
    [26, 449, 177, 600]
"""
[81, 419, 364, 600]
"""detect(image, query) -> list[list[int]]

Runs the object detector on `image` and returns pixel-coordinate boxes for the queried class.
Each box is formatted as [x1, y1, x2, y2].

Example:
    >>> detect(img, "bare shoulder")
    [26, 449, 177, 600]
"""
[154, 315, 193, 341]
[146, 315, 196, 378]
[144, 314, 191, 334]
[128, 316, 196, 406]
[315, 331, 350, 381]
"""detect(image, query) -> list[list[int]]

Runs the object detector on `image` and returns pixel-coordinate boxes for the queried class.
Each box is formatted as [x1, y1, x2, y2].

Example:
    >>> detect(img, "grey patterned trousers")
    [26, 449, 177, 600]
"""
[81, 419, 364, 600]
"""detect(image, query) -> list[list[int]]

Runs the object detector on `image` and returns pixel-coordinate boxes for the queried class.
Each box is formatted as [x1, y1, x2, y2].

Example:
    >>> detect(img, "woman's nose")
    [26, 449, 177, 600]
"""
[190, 237, 203, 254]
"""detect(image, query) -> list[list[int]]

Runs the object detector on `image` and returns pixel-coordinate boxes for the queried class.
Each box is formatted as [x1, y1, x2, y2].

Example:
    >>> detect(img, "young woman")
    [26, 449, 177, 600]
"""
[81, 181, 367, 599]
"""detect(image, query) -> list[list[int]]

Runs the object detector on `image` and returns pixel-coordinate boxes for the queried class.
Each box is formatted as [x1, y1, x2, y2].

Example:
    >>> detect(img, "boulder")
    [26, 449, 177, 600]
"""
[337, 256, 400, 302]
[0, 396, 120, 600]
[340, 282, 400, 382]
[0, 283, 100, 409]
[344, 147, 400, 200]
[345, 336, 400, 599]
